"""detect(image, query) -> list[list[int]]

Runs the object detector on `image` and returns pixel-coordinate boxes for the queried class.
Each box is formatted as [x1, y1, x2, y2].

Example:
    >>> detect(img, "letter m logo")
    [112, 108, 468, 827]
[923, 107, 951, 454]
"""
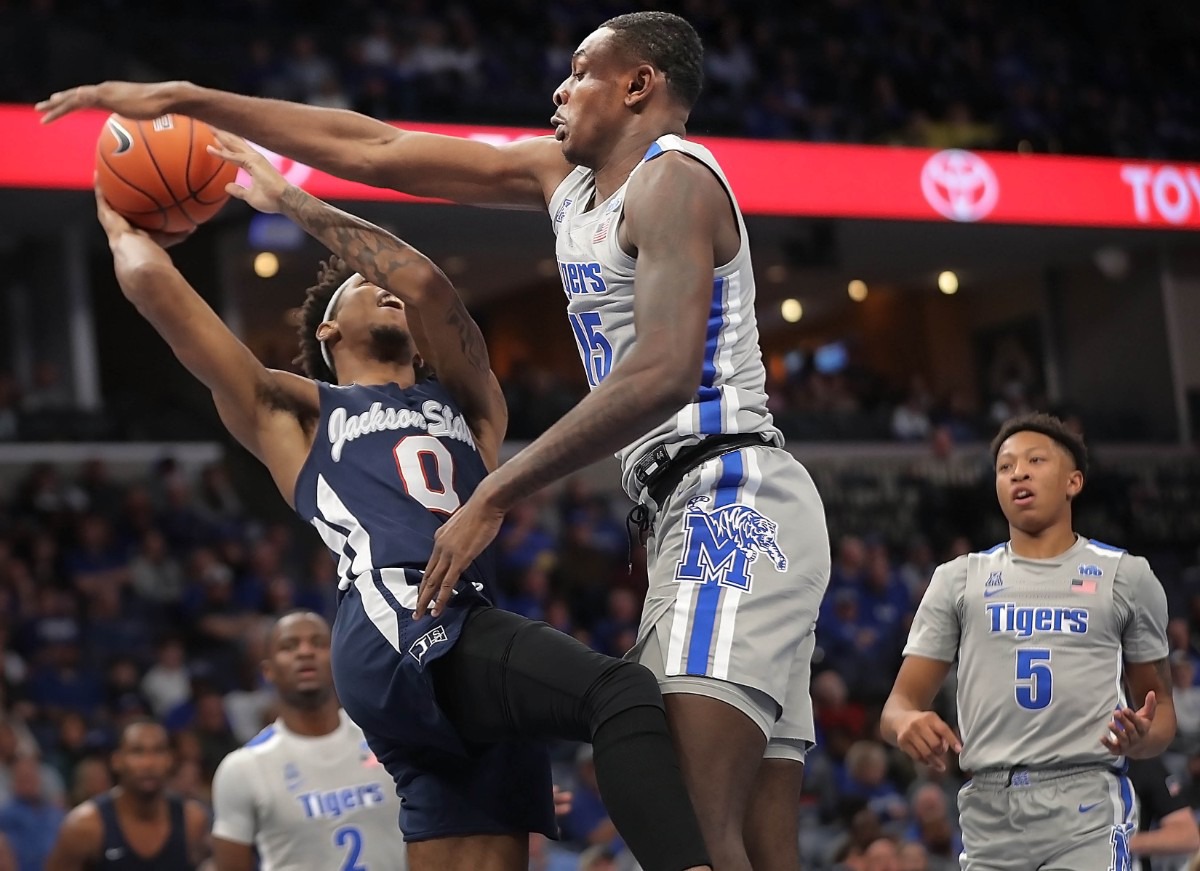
[675, 507, 752, 592]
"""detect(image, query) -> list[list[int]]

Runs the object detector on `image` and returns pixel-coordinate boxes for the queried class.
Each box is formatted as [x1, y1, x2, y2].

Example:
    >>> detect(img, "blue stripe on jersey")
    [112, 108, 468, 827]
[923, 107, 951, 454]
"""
[1088, 539, 1126, 553]
[980, 542, 1005, 555]
[643, 142, 664, 161]
[245, 725, 276, 748]
[697, 277, 726, 434]
[686, 451, 745, 675]
[1118, 773, 1134, 823]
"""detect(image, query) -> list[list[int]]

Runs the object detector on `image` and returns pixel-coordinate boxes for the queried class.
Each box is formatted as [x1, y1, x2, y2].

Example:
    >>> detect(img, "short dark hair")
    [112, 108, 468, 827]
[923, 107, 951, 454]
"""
[600, 11, 704, 109]
[990, 412, 1088, 478]
[295, 257, 354, 383]
[117, 717, 167, 750]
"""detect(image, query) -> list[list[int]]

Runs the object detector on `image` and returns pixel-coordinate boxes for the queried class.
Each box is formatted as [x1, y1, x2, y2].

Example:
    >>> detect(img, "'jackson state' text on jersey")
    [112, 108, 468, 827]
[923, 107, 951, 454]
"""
[548, 135, 782, 500]
[211, 711, 406, 871]
[292, 381, 494, 609]
[904, 537, 1169, 771]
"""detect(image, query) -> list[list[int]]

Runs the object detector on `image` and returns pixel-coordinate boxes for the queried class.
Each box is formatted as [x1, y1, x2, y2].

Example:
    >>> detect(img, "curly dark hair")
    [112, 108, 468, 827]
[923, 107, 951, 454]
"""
[990, 412, 1088, 478]
[601, 11, 704, 110]
[294, 256, 354, 383]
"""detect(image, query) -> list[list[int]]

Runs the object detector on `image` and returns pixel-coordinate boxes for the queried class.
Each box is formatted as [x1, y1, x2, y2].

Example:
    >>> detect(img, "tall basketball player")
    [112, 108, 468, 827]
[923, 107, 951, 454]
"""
[88, 135, 709, 871]
[36, 13, 833, 868]
[44, 720, 210, 870]
[881, 413, 1174, 870]
[210, 611, 407, 871]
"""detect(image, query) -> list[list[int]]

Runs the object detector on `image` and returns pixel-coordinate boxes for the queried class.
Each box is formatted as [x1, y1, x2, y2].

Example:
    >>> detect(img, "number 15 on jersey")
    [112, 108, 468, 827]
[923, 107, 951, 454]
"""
[569, 312, 613, 386]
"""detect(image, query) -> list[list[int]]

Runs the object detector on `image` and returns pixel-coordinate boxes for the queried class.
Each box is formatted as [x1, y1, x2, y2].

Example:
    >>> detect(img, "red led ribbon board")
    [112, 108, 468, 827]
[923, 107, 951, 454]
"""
[4, 105, 1199, 229]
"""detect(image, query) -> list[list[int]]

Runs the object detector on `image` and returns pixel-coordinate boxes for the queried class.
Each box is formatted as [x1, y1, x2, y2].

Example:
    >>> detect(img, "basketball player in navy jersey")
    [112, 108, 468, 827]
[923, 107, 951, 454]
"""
[44, 16, 832, 870]
[90, 134, 709, 871]
[44, 719, 210, 870]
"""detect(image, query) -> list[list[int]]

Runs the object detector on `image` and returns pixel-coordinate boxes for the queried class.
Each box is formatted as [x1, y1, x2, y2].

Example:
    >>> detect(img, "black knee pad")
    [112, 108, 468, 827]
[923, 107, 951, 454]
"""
[582, 659, 664, 734]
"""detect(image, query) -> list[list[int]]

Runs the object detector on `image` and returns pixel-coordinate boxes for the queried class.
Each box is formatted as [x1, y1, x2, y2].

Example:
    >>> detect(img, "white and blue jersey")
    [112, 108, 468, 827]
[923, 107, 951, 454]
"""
[548, 134, 783, 501]
[292, 380, 493, 755]
[211, 711, 406, 871]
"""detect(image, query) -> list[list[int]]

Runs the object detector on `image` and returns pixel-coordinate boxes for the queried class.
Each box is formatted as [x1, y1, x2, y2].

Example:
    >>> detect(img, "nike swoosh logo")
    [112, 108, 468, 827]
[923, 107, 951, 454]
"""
[983, 587, 1010, 598]
[106, 118, 134, 155]
[1078, 802, 1102, 813]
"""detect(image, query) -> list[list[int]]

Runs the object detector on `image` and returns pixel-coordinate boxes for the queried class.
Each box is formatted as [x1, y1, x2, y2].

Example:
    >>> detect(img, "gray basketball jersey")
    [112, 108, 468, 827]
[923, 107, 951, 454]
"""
[211, 711, 406, 870]
[548, 135, 782, 500]
[904, 537, 1168, 772]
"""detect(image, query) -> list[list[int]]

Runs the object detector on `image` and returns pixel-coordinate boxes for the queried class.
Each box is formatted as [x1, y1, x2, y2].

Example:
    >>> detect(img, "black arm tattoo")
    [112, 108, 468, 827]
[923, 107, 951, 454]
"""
[280, 185, 423, 301]
[280, 184, 492, 380]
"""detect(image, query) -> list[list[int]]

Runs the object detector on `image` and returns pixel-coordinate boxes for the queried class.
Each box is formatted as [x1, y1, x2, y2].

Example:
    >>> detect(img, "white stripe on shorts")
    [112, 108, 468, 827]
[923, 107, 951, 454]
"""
[666, 458, 723, 674]
[710, 449, 761, 679]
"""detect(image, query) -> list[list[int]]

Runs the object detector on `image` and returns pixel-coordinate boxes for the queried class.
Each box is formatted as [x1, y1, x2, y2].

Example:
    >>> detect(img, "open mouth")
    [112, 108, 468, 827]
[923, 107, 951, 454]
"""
[1012, 487, 1034, 506]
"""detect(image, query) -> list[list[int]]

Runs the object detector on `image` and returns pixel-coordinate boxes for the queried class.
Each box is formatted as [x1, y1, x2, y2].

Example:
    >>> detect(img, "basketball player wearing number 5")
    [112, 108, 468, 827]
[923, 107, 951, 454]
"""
[881, 413, 1174, 871]
[42, 13, 832, 869]
[90, 132, 710, 871]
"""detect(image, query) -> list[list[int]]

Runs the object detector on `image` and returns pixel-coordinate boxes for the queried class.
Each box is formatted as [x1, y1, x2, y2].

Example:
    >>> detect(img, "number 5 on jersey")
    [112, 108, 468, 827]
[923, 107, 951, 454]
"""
[569, 312, 613, 386]
[1015, 648, 1053, 710]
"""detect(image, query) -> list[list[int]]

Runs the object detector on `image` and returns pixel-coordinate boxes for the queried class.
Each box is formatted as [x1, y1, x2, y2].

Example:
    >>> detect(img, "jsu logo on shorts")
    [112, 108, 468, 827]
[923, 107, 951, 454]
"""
[558, 261, 608, 296]
[675, 496, 788, 592]
[409, 625, 448, 663]
[986, 602, 1089, 638]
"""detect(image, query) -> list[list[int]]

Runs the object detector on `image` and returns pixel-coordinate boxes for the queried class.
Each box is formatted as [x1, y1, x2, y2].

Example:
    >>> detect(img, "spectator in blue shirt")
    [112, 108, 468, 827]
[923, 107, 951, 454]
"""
[0, 755, 64, 871]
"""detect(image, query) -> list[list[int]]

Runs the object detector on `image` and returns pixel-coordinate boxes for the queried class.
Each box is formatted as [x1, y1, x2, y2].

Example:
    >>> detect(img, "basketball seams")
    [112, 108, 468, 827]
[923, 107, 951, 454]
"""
[135, 119, 200, 228]
[97, 150, 169, 232]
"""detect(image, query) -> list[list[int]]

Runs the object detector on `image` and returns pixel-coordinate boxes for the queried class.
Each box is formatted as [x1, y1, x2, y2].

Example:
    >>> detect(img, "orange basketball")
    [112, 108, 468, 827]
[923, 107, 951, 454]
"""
[95, 113, 237, 234]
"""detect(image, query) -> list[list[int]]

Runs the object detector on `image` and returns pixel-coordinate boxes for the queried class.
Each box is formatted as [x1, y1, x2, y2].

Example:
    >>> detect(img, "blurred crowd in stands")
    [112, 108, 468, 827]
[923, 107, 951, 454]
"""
[3, 0, 1198, 159]
[0, 447, 1197, 869]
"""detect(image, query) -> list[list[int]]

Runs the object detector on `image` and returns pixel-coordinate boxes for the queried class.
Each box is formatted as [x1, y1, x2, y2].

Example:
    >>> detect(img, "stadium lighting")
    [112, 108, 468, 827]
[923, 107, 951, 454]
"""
[781, 298, 803, 322]
[937, 270, 959, 295]
[254, 252, 280, 279]
[848, 279, 868, 302]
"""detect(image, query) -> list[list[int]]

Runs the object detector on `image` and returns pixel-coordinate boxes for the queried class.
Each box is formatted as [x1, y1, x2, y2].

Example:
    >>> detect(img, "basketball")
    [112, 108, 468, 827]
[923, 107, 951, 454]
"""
[95, 113, 237, 234]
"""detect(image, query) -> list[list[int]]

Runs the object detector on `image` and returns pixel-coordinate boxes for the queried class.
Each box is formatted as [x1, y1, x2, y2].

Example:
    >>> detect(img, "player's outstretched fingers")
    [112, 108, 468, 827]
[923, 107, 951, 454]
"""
[414, 558, 444, 619]
[431, 560, 462, 617]
[37, 85, 94, 123]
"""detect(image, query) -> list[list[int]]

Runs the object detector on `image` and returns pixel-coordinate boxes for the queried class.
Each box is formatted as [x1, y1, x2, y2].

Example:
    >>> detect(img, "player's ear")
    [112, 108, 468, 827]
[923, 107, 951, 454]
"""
[625, 64, 656, 107]
[316, 322, 340, 344]
[1065, 469, 1084, 501]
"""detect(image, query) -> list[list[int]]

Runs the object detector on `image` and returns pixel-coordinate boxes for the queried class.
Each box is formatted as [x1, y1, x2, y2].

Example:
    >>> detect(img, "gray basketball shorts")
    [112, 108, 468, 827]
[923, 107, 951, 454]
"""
[628, 445, 830, 757]
[958, 766, 1136, 870]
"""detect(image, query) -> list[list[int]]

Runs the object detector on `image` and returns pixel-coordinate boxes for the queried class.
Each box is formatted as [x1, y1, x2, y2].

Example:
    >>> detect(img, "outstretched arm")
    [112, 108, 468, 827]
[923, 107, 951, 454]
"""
[209, 132, 507, 468]
[39, 81, 571, 208]
[95, 188, 316, 502]
[416, 153, 722, 616]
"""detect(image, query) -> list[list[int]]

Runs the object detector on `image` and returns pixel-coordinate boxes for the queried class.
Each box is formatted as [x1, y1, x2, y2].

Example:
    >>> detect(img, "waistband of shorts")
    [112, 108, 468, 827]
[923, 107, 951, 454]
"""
[969, 763, 1112, 789]
[633, 432, 774, 509]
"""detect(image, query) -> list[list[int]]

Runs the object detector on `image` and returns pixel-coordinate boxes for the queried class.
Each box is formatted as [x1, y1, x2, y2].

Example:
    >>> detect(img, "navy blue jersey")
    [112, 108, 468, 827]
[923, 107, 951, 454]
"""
[295, 380, 495, 594]
[293, 380, 493, 666]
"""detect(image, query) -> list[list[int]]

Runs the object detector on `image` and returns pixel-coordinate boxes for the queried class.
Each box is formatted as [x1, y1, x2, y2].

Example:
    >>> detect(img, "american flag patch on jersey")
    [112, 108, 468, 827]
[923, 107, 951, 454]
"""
[1071, 578, 1097, 594]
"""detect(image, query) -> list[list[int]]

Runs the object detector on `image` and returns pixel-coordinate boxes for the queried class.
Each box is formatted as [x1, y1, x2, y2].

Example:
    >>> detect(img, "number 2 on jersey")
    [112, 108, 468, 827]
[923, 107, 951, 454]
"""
[394, 435, 460, 514]
[569, 312, 613, 386]
[333, 825, 367, 871]
[1015, 648, 1052, 710]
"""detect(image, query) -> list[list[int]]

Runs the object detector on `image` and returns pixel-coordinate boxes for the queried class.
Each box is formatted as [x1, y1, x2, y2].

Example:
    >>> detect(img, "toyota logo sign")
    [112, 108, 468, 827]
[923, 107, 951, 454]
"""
[920, 149, 1000, 222]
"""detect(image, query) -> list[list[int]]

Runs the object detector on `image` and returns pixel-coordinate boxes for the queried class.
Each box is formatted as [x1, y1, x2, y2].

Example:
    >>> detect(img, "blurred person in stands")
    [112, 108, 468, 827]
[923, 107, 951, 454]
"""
[862, 837, 902, 871]
[211, 611, 407, 870]
[1125, 754, 1199, 871]
[43, 14, 835, 868]
[140, 637, 191, 719]
[903, 783, 960, 870]
[0, 754, 65, 871]
[0, 719, 65, 806]
[883, 413, 1173, 870]
[80, 128, 710, 871]
[898, 842, 931, 871]
[44, 719, 209, 869]
[67, 757, 111, 807]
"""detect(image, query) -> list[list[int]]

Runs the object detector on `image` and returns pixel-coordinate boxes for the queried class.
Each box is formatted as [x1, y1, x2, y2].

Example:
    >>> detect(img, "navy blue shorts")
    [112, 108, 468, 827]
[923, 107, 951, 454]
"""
[332, 579, 556, 842]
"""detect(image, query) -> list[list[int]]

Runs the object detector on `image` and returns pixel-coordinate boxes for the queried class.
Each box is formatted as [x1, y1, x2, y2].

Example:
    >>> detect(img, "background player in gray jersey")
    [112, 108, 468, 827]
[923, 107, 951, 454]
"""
[881, 413, 1175, 871]
[211, 611, 408, 871]
[40, 15, 831, 869]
